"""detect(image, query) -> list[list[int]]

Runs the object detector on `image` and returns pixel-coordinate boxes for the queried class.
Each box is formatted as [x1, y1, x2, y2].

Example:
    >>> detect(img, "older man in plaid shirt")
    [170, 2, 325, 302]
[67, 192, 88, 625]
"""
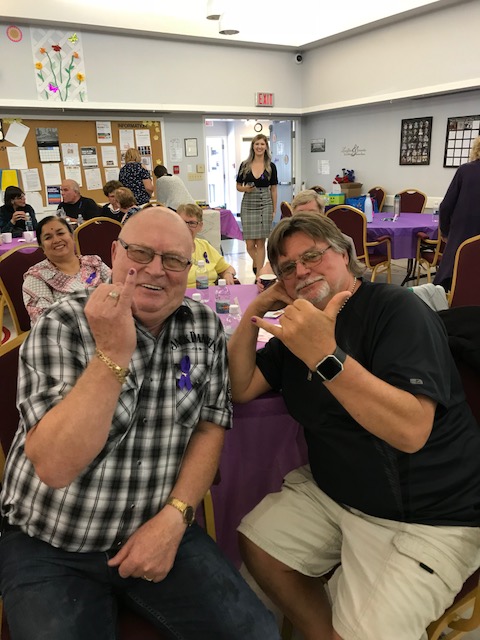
[0, 207, 279, 640]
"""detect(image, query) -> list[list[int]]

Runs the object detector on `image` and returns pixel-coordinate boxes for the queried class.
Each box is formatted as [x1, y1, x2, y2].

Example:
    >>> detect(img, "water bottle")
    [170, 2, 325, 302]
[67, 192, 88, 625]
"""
[215, 278, 230, 314]
[432, 209, 440, 225]
[195, 260, 209, 303]
[77, 213, 84, 226]
[393, 194, 401, 217]
[25, 213, 33, 232]
[191, 293, 202, 303]
[364, 194, 373, 223]
[224, 304, 241, 340]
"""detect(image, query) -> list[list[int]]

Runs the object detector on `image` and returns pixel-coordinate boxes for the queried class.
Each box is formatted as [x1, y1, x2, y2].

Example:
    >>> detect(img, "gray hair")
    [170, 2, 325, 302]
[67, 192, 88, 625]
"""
[268, 213, 365, 277]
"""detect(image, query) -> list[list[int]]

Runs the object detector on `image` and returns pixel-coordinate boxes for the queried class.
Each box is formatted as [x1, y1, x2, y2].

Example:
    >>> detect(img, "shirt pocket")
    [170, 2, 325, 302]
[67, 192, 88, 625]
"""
[175, 364, 210, 430]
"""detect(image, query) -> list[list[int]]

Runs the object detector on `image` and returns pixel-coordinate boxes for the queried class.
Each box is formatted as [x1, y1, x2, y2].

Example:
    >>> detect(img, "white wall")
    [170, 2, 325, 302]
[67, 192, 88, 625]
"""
[301, 0, 480, 112]
[300, 89, 480, 208]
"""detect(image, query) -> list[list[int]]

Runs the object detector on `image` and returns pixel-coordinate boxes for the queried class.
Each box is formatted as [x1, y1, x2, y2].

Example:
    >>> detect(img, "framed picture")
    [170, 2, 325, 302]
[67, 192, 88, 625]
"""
[311, 138, 326, 153]
[399, 117, 432, 165]
[184, 138, 198, 157]
[443, 115, 480, 167]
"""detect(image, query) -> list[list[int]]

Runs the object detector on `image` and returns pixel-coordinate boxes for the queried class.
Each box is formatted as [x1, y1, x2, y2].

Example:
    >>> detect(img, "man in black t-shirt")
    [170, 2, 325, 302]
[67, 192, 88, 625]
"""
[228, 213, 480, 640]
[58, 179, 100, 220]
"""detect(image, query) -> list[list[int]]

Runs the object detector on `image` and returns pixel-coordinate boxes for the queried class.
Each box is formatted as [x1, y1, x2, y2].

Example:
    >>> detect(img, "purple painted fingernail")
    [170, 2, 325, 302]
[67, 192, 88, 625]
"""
[251, 317, 257, 323]
[129, 268, 135, 275]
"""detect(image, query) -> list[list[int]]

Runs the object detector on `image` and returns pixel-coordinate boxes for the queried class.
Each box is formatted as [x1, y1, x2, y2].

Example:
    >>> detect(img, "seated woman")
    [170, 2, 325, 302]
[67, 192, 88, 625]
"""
[0, 186, 39, 237]
[100, 180, 123, 220]
[23, 216, 111, 325]
[176, 203, 236, 287]
[114, 187, 141, 224]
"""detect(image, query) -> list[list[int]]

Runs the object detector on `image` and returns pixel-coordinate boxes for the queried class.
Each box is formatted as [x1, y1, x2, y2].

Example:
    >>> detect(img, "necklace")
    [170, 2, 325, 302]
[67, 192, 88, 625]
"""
[338, 277, 357, 314]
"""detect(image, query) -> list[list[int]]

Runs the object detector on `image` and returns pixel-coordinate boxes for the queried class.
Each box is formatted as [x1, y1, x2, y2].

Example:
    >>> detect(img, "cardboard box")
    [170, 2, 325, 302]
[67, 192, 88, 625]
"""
[340, 182, 363, 198]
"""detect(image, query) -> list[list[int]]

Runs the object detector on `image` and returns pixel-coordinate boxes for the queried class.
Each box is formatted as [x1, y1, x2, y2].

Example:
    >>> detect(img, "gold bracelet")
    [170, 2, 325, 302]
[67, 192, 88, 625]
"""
[95, 349, 130, 385]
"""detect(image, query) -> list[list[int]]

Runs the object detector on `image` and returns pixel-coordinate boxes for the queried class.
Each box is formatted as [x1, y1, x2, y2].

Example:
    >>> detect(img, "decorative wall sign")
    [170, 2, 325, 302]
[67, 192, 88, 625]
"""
[443, 115, 480, 167]
[399, 117, 432, 165]
[184, 138, 198, 157]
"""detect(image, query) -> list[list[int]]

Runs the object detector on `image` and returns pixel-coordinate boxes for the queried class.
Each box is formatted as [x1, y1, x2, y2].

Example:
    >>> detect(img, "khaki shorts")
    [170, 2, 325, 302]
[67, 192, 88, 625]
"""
[238, 466, 480, 640]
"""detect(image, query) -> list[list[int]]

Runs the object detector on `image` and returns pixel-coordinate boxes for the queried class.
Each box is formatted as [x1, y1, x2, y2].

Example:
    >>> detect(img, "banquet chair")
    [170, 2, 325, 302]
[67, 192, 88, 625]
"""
[280, 201, 293, 219]
[448, 234, 480, 308]
[426, 354, 480, 639]
[0, 330, 217, 640]
[367, 186, 386, 212]
[326, 205, 392, 282]
[415, 231, 445, 284]
[0, 244, 44, 336]
[74, 217, 122, 268]
[398, 188, 427, 213]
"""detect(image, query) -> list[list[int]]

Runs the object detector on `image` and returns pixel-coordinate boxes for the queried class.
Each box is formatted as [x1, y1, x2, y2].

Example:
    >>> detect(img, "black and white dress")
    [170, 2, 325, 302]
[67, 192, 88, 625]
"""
[236, 163, 278, 240]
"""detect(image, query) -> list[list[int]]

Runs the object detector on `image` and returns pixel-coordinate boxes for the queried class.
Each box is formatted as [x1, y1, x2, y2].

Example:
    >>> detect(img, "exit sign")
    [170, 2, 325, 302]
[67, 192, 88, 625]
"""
[255, 92, 274, 107]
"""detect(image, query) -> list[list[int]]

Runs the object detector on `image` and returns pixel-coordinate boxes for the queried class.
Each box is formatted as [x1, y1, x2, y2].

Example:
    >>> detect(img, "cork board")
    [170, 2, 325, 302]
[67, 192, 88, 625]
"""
[0, 119, 163, 206]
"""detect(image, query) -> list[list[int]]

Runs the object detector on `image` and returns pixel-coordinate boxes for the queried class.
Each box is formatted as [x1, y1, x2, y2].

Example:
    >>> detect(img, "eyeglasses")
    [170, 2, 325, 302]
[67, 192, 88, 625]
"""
[276, 246, 332, 280]
[184, 220, 200, 229]
[118, 238, 191, 271]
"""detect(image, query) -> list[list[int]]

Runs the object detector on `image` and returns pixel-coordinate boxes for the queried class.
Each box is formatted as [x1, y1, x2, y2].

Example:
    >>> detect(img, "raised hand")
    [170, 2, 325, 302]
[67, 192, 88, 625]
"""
[85, 267, 138, 365]
[252, 291, 352, 370]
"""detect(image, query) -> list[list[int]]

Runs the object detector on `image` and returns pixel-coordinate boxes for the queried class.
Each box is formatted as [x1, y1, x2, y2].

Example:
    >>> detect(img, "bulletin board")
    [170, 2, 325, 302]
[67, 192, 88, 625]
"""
[0, 119, 163, 206]
[443, 114, 480, 168]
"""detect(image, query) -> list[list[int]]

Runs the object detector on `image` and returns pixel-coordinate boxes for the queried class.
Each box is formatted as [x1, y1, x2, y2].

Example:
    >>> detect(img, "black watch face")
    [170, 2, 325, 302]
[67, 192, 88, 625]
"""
[317, 356, 342, 381]
[184, 506, 195, 525]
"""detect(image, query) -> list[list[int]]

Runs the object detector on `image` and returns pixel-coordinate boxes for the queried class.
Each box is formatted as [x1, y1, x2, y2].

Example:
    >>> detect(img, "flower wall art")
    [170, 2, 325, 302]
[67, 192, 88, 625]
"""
[31, 28, 88, 102]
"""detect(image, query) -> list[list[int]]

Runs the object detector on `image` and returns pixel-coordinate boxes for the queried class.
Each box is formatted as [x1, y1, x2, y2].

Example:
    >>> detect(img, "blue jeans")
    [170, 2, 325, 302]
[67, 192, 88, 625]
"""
[0, 524, 280, 640]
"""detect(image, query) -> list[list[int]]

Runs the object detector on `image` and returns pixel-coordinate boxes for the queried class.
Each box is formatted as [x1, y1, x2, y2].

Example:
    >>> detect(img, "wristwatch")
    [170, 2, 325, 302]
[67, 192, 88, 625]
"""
[166, 497, 195, 526]
[315, 346, 347, 382]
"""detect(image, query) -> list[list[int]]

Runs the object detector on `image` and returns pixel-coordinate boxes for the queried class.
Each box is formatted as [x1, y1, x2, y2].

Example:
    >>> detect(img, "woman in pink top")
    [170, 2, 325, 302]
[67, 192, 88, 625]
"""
[23, 216, 111, 325]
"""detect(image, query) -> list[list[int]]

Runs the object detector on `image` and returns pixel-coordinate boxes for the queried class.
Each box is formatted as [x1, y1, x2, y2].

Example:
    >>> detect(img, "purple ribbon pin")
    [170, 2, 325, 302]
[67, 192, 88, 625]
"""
[178, 355, 192, 390]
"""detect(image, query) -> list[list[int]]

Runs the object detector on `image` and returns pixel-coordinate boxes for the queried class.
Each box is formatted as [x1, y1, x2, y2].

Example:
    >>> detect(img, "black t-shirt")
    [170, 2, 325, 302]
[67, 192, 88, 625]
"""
[236, 163, 278, 187]
[256, 281, 480, 525]
[58, 197, 100, 220]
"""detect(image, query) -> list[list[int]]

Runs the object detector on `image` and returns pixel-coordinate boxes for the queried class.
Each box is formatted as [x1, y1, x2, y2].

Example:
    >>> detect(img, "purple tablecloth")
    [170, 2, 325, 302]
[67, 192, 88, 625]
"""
[367, 212, 437, 259]
[219, 209, 243, 241]
[187, 284, 307, 566]
[0, 237, 39, 256]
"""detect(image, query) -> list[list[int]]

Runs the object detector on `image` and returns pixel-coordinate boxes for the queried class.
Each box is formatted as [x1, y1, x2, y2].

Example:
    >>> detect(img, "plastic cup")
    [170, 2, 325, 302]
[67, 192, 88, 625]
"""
[259, 274, 277, 289]
[23, 231, 35, 242]
[1, 233, 13, 243]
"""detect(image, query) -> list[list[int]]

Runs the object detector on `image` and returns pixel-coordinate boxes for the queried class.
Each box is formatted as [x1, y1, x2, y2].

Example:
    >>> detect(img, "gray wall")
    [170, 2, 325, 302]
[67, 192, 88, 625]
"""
[300, 89, 480, 207]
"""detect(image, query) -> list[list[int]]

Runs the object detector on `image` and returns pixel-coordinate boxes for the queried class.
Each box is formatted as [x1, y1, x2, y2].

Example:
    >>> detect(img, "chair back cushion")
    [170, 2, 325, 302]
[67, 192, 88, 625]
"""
[326, 206, 365, 258]
[398, 189, 427, 213]
[0, 246, 44, 333]
[75, 219, 121, 268]
[280, 202, 292, 219]
[449, 235, 480, 308]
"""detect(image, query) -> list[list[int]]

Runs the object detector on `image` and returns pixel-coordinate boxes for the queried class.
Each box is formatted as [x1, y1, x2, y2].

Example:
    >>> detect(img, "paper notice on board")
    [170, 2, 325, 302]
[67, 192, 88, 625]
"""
[96, 121, 112, 143]
[119, 129, 135, 151]
[21, 168, 42, 192]
[169, 138, 182, 162]
[135, 128, 151, 148]
[42, 163, 62, 185]
[84, 167, 102, 191]
[61, 143, 80, 166]
[318, 160, 330, 175]
[7, 146, 28, 170]
[81, 146, 99, 167]
[5, 121, 29, 147]
[26, 191, 44, 213]
[101, 145, 118, 167]
[64, 165, 82, 186]
[104, 167, 120, 181]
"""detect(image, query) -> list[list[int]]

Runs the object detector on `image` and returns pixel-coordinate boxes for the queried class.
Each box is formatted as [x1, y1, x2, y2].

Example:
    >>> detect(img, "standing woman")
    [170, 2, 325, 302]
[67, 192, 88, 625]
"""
[119, 148, 154, 206]
[236, 134, 278, 274]
[0, 186, 38, 237]
[434, 135, 480, 290]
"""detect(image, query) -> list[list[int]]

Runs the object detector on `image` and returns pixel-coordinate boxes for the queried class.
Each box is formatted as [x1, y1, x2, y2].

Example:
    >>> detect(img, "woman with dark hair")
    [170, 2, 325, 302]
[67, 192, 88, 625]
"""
[0, 186, 38, 237]
[118, 148, 153, 205]
[22, 216, 110, 325]
[236, 134, 278, 274]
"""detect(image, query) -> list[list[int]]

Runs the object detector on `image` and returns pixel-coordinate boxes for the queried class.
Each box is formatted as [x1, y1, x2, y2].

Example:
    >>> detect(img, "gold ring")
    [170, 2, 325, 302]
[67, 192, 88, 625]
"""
[108, 291, 120, 300]
[143, 575, 154, 582]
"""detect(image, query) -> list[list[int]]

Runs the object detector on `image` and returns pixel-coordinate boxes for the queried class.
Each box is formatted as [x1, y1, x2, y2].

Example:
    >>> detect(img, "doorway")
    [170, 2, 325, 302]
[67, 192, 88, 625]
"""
[206, 136, 227, 208]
